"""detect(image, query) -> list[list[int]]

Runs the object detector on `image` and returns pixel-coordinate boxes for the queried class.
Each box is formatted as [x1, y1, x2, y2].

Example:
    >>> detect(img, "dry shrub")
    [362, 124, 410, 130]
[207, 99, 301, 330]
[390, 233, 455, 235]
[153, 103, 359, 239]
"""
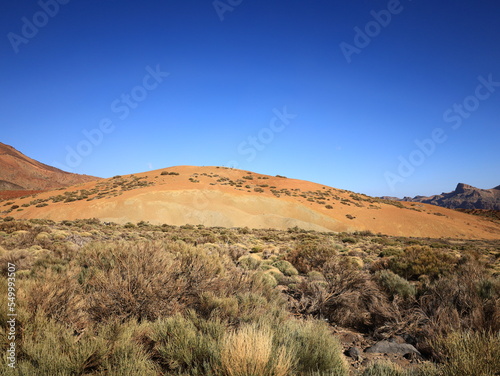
[0, 219, 32, 234]
[223, 243, 248, 263]
[79, 240, 231, 322]
[80, 241, 182, 322]
[22, 267, 88, 329]
[286, 239, 338, 273]
[432, 331, 500, 376]
[1, 230, 36, 251]
[417, 260, 499, 342]
[198, 273, 287, 325]
[0, 248, 34, 274]
[0, 224, 54, 252]
[290, 258, 396, 332]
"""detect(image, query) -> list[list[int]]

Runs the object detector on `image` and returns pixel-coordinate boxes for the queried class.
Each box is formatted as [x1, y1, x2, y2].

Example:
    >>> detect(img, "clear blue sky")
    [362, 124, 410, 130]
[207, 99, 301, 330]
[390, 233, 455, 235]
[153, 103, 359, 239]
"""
[1, 0, 499, 197]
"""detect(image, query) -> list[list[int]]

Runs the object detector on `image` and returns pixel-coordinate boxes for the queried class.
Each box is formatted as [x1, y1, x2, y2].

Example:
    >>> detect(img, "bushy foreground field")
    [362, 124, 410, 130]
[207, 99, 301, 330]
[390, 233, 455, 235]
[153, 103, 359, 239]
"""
[0, 218, 499, 375]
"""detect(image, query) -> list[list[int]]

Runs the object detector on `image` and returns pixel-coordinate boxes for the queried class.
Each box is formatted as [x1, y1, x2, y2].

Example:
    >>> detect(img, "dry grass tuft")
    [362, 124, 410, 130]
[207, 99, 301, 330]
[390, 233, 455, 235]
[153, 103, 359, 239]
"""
[220, 324, 291, 376]
[432, 331, 500, 376]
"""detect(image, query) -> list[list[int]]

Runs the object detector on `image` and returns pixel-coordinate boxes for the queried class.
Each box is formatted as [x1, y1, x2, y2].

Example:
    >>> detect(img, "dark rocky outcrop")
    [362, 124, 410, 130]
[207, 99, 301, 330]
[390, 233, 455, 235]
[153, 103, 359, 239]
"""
[365, 340, 420, 356]
[383, 183, 500, 210]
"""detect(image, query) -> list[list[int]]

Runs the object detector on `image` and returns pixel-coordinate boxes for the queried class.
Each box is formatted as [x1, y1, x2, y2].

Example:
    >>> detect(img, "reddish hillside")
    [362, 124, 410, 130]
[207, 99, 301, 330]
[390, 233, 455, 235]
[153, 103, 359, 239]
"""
[2, 166, 500, 239]
[0, 142, 100, 194]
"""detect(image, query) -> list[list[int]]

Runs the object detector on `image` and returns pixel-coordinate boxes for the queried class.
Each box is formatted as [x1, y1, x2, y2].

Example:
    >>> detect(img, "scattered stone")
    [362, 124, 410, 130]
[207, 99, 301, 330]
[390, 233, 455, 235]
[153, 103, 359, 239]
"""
[347, 346, 362, 361]
[365, 341, 421, 356]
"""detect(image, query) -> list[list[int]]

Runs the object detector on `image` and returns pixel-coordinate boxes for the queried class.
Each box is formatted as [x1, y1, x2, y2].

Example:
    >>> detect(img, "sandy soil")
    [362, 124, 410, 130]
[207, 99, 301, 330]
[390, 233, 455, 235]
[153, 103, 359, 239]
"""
[2, 166, 499, 239]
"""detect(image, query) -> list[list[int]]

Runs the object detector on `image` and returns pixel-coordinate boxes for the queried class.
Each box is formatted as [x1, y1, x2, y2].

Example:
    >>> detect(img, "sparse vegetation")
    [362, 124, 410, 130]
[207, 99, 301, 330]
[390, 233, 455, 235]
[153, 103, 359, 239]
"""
[431, 331, 500, 376]
[375, 270, 416, 300]
[0, 218, 498, 374]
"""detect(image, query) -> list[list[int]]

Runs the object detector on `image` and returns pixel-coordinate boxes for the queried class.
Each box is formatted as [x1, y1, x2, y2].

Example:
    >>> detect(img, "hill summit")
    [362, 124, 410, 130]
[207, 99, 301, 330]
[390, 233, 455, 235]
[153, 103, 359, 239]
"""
[2, 165, 500, 239]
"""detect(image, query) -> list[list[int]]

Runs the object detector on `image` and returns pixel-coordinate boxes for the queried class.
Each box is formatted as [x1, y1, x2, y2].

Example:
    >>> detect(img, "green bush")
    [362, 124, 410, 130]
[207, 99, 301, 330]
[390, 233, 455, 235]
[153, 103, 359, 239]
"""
[363, 361, 405, 376]
[379, 247, 403, 258]
[10, 315, 158, 376]
[256, 271, 278, 288]
[389, 246, 458, 280]
[272, 260, 298, 276]
[238, 254, 262, 270]
[375, 270, 416, 299]
[148, 312, 348, 376]
[149, 311, 223, 375]
[276, 320, 349, 375]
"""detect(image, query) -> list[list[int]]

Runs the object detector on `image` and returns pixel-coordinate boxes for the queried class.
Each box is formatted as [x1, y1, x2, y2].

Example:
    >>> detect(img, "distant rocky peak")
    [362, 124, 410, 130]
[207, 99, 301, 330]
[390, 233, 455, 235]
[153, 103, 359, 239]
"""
[455, 183, 475, 194]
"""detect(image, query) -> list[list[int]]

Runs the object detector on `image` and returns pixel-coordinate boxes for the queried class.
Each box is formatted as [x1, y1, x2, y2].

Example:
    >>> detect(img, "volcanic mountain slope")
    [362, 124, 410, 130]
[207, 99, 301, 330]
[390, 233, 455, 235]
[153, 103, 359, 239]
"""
[399, 183, 500, 210]
[2, 166, 500, 239]
[0, 142, 100, 197]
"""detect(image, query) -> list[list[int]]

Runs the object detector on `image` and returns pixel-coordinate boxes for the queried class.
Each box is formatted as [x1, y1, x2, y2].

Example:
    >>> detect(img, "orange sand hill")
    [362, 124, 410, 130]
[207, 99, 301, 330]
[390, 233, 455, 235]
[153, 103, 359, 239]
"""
[0, 142, 100, 191]
[2, 166, 500, 239]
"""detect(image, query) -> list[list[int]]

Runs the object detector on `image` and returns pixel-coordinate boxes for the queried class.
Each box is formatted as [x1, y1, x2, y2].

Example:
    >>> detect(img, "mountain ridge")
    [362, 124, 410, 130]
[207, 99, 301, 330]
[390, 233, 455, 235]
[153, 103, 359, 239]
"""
[383, 183, 500, 211]
[0, 142, 100, 196]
